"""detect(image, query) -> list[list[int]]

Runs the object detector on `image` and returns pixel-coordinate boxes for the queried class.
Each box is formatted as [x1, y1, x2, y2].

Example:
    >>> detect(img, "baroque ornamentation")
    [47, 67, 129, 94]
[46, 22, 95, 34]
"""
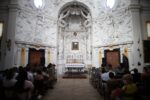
[58, 2, 91, 32]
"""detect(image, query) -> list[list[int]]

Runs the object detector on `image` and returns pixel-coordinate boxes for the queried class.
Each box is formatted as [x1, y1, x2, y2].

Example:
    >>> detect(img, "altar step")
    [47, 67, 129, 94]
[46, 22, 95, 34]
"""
[62, 72, 87, 79]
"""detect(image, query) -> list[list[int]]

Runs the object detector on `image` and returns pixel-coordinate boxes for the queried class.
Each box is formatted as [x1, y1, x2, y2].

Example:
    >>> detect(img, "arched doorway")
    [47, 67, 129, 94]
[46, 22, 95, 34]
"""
[57, 1, 92, 74]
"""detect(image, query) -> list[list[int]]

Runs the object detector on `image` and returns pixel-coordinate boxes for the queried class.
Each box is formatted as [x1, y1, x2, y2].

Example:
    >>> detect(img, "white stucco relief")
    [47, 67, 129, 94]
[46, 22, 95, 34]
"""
[15, 9, 57, 46]
[92, 0, 133, 46]
[14, 0, 135, 72]
[16, 0, 133, 46]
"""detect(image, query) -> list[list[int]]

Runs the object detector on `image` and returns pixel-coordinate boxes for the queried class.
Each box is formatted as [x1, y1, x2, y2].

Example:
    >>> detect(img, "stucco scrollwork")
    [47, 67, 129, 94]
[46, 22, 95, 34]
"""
[81, 11, 91, 28]
[58, 10, 70, 27]
[58, 3, 91, 31]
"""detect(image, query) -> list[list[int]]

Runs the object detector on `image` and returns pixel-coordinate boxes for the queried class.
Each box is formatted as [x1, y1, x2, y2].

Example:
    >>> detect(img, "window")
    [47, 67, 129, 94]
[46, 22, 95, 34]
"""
[0, 22, 3, 47]
[72, 42, 79, 50]
[0, 22, 3, 61]
[143, 40, 150, 63]
[106, 0, 115, 9]
[146, 22, 150, 38]
[34, 0, 45, 9]
[0, 22, 3, 39]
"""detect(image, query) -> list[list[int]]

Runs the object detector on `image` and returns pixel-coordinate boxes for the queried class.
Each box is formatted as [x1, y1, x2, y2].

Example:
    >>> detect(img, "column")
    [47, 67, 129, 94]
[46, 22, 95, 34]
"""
[129, 2, 144, 72]
[47, 48, 51, 65]
[128, 46, 134, 70]
[44, 48, 48, 67]
[45, 48, 51, 67]
[15, 47, 21, 67]
[87, 29, 92, 64]
[20, 48, 25, 66]
[25, 48, 29, 66]
[99, 49, 102, 66]
[120, 46, 124, 63]
[4, 0, 19, 69]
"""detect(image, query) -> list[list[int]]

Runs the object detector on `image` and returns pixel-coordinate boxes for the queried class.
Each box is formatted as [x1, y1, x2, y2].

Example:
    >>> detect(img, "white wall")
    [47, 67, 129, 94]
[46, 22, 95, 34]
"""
[1, 0, 149, 73]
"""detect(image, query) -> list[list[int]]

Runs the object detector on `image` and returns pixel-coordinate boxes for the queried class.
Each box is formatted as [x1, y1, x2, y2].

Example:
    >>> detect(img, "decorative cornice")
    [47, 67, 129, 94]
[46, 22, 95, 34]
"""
[8, 4, 19, 9]
[141, 6, 150, 11]
[15, 40, 56, 48]
[129, 4, 141, 10]
[93, 41, 133, 48]
[0, 6, 8, 11]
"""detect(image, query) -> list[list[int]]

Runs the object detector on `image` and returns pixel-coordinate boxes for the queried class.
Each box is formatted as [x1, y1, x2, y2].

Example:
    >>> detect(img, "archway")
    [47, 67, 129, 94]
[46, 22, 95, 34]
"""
[57, 1, 92, 74]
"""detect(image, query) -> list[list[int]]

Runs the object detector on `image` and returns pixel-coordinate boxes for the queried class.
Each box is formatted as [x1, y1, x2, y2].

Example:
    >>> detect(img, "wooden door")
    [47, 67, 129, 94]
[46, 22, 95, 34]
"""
[29, 48, 45, 67]
[105, 49, 120, 68]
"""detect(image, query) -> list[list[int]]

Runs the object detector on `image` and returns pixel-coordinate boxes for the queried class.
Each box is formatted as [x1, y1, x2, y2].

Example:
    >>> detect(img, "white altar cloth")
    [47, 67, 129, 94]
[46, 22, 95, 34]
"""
[65, 63, 84, 68]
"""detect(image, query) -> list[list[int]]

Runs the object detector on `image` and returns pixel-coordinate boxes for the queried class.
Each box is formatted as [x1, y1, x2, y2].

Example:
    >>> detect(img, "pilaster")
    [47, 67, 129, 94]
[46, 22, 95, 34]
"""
[129, 2, 144, 72]
[4, 1, 19, 69]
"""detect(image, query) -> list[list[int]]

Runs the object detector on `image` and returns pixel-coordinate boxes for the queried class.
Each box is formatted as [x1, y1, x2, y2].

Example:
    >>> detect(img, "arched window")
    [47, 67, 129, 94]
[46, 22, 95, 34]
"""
[0, 22, 3, 40]
[0, 22, 3, 60]
[146, 21, 150, 38]
[34, 0, 44, 9]
[106, 0, 115, 9]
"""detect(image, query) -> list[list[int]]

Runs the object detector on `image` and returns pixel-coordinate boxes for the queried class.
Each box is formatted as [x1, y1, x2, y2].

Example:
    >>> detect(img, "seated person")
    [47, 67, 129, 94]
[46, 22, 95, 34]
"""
[131, 68, 141, 84]
[15, 69, 34, 100]
[122, 74, 137, 100]
[3, 69, 17, 99]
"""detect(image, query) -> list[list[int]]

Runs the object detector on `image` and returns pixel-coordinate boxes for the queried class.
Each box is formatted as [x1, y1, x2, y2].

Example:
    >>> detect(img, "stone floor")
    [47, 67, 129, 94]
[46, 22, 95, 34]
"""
[43, 76, 103, 100]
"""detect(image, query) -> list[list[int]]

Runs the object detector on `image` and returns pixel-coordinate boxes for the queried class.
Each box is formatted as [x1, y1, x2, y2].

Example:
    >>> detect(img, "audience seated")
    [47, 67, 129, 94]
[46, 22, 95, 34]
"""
[25, 66, 34, 83]
[131, 68, 141, 84]
[15, 67, 34, 100]
[90, 63, 150, 100]
[3, 69, 17, 99]
[0, 63, 57, 100]
[140, 66, 150, 100]
[2, 63, 150, 100]
[106, 72, 122, 100]
[101, 64, 115, 82]
[0, 71, 4, 99]
[34, 69, 45, 98]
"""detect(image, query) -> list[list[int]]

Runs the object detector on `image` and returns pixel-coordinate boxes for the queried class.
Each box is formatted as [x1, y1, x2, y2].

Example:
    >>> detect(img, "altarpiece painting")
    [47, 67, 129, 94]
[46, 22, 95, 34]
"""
[72, 42, 79, 50]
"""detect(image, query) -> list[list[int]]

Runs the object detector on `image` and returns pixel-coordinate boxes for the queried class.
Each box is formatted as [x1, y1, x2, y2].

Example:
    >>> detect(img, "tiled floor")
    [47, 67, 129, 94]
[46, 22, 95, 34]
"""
[43, 77, 103, 100]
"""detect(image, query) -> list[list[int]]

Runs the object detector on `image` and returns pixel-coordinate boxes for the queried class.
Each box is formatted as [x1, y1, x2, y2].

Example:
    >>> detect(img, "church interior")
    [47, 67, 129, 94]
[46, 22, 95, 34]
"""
[0, 0, 150, 100]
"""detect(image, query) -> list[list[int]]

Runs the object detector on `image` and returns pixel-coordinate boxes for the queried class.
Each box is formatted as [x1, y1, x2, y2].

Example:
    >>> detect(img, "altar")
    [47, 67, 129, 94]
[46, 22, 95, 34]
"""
[65, 63, 85, 73]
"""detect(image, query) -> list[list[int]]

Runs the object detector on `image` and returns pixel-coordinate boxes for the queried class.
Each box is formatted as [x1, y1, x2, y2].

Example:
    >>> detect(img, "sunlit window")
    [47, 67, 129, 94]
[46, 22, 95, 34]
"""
[106, 0, 115, 9]
[147, 22, 150, 37]
[0, 22, 3, 60]
[0, 22, 3, 38]
[34, 0, 44, 8]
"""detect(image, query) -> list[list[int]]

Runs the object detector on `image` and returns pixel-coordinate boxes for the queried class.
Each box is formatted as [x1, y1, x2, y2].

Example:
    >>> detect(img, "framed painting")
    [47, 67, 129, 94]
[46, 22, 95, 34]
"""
[72, 42, 79, 50]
